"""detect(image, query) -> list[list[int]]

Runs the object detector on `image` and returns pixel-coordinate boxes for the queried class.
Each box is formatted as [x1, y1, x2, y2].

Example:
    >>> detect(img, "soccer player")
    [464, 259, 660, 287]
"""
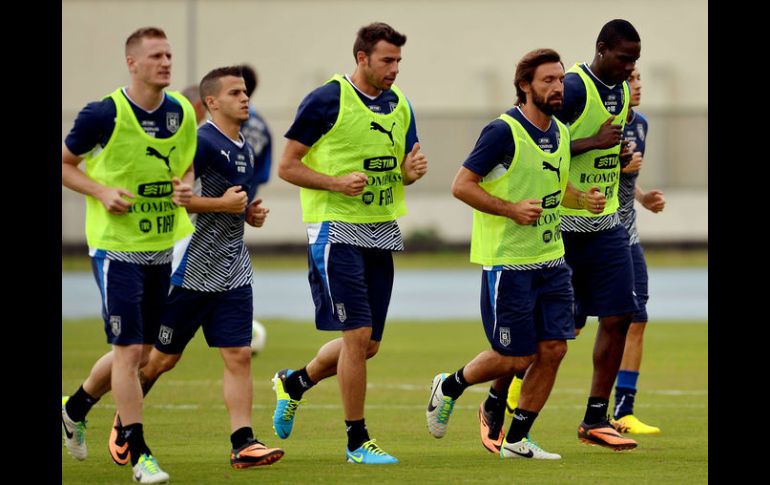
[425, 48, 606, 460]
[238, 64, 273, 195]
[553, 18, 642, 451]
[272, 22, 427, 465]
[611, 67, 666, 435]
[61, 26, 196, 483]
[107, 66, 282, 470]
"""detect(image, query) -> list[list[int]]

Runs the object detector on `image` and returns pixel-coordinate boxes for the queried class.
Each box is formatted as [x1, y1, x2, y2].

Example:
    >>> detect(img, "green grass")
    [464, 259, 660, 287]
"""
[61, 248, 708, 271]
[62, 319, 707, 484]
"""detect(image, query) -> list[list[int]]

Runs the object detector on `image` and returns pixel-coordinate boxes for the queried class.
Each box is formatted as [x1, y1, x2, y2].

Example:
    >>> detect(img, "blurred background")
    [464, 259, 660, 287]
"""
[62, 0, 707, 251]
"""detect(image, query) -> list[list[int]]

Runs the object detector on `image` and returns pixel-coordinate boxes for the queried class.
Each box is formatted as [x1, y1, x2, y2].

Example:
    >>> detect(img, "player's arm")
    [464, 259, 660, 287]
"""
[562, 183, 605, 214]
[451, 166, 542, 225]
[400, 102, 427, 185]
[62, 143, 134, 215]
[635, 184, 665, 213]
[278, 139, 366, 196]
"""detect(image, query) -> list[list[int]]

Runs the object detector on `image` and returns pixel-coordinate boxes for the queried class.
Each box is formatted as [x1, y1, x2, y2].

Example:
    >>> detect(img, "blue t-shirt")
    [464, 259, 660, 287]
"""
[66, 88, 187, 265]
[172, 121, 258, 291]
[463, 106, 562, 178]
[618, 109, 649, 245]
[241, 105, 272, 192]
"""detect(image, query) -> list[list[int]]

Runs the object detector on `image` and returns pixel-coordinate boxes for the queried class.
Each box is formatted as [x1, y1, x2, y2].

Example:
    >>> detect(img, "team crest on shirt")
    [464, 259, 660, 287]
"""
[110, 315, 122, 336]
[636, 124, 645, 142]
[388, 101, 397, 112]
[166, 112, 180, 133]
[158, 325, 173, 345]
[499, 327, 511, 347]
[335, 303, 347, 323]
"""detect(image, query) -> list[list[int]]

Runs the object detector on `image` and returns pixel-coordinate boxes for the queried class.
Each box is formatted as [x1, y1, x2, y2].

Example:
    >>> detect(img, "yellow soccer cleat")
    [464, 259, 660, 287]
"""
[611, 415, 661, 434]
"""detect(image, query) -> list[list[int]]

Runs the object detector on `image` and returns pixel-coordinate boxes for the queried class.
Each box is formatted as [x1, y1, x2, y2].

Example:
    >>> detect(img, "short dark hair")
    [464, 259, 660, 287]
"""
[125, 27, 167, 55]
[514, 48, 563, 105]
[239, 64, 258, 98]
[596, 19, 640, 49]
[199, 66, 244, 111]
[353, 22, 406, 60]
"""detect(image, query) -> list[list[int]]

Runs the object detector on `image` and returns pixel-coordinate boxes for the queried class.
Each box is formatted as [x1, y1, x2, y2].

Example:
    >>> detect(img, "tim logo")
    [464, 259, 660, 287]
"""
[139, 219, 152, 233]
[370, 121, 395, 145]
[362, 191, 374, 205]
[541, 190, 562, 209]
[542, 158, 562, 182]
[138, 181, 173, 198]
[364, 156, 397, 172]
[110, 315, 121, 336]
[594, 155, 618, 169]
[158, 325, 173, 345]
[146, 146, 177, 171]
[542, 230, 553, 243]
[499, 327, 511, 347]
[335, 303, 347, 323]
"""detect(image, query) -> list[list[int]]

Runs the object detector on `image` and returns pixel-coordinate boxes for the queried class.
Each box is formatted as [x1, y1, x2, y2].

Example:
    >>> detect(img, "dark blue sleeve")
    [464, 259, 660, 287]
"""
[284, 82, 341, 147]
[193, 128, 213, 177]
[404, 99, 419, 157]
[63, 98, 116, 155]
[255, 120, 272, 187]
[554, 73, 586, 125]
[462, 119, 516, 177]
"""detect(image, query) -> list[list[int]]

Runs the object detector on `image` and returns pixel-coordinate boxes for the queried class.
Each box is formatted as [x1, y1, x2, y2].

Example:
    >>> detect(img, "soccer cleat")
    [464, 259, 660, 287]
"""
[132, 454, 169, 483]
[426, 373, 455, 438]
[345, 439, 399, 464]
[578, 419, 638, 451]
[61, 396, 87, 461]
[109, 412, 131, 466]
[478, 402, 504, 453]
[230, 439, 285, 468]
[272, 369, 303, 439]
[500, 437, 561, 460]
[611, 414, 661, 434]
[505, 376, 523, 417]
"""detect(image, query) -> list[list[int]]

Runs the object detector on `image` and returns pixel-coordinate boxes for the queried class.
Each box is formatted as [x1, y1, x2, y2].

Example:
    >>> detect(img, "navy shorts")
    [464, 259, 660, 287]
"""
[563, 224, 638, 329]
[91, 256, 170, 346]
[630, 243, 649, 322]
[480, 264, 575, 357]
[154, 284, 253, 354]
[307, 243, 393, 341]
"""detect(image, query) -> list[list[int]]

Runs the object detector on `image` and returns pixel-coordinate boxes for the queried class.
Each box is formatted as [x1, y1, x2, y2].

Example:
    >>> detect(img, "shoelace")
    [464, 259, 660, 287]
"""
[72, 419, 88, 442]
[522, 437, 544, 451]
[361, 439, 386, 456]
[282, 399, 302, 420]
[139, 455, 161, 474]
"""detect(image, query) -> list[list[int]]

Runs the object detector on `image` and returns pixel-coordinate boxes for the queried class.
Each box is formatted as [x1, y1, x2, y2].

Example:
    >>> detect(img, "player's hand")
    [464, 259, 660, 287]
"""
[334, 172, 368, 196]
[172, 176, 193, 207]
[593, 115, 622, 149]
[98, 187, 134, 215]
[508, 199, 543, 225]
[403, 142, 428, 184]
[622, 151, 643, 173]
[641, 189, 665, 213]
[219, 185, 249, 213]
[246, 197, 270, 227]
[584, 186, 606, 214]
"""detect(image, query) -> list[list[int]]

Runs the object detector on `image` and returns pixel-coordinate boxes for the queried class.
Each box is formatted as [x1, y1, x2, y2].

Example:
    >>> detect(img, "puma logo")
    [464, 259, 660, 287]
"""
[146, 146, 176, 171]
[542, 158, 562, 182]
[220, 149, 231, 162]
[370, 121, 395, 146]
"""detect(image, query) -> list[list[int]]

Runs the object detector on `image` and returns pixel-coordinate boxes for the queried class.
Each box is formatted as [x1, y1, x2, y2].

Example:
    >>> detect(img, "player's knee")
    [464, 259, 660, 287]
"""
[366, 340, 380, 359]
[501, 354, 534, 375]
[539, 340, 568, 362]
[151, 352, 182, 375]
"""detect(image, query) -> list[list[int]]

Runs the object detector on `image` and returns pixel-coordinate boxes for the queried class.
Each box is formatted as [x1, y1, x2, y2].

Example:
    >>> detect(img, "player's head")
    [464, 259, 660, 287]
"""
[239, 64, 258, 98]
[181, 84, 207, 124]
[125, 27, 172, 88]
[353, 22, 407, 91]
[595, 19, 641, 85]
[199, 66, 249, 121]
[628, 67, 641, 108]
[514, 48, 564, 116]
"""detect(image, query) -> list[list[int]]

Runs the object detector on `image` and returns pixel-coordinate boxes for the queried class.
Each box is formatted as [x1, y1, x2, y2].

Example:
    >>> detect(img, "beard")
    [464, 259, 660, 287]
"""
[532, 89, 562, 116]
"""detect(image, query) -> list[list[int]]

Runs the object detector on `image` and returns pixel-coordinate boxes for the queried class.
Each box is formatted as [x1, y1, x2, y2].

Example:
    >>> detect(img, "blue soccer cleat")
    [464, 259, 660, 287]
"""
[346, 439, 399, 465]
[272, 369, 303, 439]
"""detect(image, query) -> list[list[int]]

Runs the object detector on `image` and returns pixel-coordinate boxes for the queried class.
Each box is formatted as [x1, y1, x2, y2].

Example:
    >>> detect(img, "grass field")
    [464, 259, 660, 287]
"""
[62, 319, 707, 484]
